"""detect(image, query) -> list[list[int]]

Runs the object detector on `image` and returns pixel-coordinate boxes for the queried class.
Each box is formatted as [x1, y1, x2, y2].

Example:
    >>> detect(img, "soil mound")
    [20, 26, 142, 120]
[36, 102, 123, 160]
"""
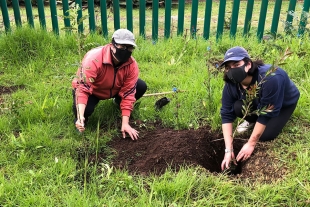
[98, 122, 288, 182]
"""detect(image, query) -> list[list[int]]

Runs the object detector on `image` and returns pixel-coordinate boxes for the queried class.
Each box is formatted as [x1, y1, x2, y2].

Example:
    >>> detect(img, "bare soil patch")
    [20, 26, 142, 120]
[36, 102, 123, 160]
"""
[0, 85, 24, 95]
[0, 85, 25, 112]
[89, 121, 289, 183]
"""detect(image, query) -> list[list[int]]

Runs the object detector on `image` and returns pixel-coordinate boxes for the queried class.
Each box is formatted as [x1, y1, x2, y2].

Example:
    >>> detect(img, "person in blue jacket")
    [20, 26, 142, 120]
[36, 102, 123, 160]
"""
[219, 46, 300, 171]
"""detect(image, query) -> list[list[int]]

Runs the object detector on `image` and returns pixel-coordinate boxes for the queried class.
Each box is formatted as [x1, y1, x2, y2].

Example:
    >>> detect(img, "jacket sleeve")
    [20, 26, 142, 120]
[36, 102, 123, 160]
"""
[71, 51, 101, 105]
[118, 61, 139, 117]
[220, 83, 238, 124]
[257, 74, 285, 125]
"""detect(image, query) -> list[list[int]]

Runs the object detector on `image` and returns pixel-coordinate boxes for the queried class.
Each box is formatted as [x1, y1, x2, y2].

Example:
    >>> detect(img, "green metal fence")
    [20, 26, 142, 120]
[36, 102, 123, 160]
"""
[0, 0, 309, 40]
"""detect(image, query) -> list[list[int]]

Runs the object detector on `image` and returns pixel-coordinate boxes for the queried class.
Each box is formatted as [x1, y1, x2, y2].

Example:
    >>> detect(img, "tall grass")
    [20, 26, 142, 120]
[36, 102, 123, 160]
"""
[0, 27, 309, 206]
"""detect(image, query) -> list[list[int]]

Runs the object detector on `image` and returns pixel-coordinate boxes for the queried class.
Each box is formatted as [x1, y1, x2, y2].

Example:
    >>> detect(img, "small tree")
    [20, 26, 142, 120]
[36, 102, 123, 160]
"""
[233, 47, 293, 139]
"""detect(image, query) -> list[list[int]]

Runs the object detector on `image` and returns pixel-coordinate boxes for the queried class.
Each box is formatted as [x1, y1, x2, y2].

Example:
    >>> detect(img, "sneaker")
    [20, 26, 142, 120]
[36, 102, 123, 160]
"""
[236, 121, 254, 133]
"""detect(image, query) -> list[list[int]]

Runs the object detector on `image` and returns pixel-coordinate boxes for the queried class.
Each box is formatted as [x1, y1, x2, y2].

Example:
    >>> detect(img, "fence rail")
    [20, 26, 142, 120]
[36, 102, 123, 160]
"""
[0, 0, 309, 40]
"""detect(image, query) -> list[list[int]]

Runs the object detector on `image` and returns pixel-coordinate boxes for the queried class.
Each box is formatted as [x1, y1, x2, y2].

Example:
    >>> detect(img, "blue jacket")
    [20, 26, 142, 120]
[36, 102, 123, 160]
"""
[220, 64, 300, 125]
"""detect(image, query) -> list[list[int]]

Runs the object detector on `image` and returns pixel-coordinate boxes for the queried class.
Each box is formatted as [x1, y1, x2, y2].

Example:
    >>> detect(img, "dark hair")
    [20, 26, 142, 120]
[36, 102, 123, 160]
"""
[223, 58, 265, 82]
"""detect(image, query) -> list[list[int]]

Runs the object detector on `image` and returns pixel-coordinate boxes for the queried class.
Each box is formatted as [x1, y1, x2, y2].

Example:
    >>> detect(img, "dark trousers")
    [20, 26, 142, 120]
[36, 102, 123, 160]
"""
[234, 100, 298, 141]
[72, 79, 147, 124]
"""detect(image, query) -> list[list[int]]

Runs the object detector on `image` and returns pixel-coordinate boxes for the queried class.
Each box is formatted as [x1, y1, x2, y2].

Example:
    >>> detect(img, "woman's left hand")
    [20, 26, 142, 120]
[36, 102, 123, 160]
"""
[236, 142, 255, 161]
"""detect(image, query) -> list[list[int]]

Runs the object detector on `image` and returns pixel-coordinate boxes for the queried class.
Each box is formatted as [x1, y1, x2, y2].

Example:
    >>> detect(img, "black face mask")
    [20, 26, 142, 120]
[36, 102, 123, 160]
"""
[226, 64, 248, 83]
[112, 44, 132, 63]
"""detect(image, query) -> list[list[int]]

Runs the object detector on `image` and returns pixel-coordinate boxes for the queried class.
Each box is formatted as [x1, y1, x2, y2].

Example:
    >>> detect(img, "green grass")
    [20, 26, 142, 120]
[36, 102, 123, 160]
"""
[0, 26, 310, 206]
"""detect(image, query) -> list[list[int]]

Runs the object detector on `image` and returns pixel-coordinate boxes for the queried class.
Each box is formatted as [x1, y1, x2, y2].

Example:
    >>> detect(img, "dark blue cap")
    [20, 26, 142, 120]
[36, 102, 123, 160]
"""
[219, 46, 250, 67]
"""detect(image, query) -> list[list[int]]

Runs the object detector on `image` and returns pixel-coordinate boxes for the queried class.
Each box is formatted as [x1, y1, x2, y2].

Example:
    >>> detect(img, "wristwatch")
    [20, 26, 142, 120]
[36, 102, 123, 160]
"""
[225, 149, 233, 153]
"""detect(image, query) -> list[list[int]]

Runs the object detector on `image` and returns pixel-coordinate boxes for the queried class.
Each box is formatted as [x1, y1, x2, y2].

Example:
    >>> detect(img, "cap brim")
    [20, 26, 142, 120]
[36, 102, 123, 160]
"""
[219, 56, 245, 68]
[114, 39, 137, 47]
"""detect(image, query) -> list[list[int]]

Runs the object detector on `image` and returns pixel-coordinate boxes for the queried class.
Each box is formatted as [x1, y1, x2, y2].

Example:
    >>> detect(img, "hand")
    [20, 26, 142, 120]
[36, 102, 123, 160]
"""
[121, 124, 139, 140]
[236, 142, 255, 162]
[75, 117, 85, 132]
[221, 151, 237, 171]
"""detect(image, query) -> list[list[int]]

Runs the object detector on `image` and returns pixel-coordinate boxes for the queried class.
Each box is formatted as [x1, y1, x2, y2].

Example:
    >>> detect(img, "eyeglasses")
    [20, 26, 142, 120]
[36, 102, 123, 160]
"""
[115, 43, 135, 52]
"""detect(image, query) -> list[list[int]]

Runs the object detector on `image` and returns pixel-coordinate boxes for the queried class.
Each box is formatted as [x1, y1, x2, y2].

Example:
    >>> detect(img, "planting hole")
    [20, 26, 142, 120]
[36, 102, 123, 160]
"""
[82, 122, 290, 182]
[104, 124, 245, 176]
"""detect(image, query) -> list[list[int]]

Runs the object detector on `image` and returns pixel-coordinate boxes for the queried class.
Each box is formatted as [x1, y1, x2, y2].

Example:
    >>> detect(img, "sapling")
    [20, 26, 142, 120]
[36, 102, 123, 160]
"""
[204, 42, 213, 113]
[61, 5, 94, 195]
[235, 48, 293, 135]
[229, 48, 293, 170]
[203, 41, 222, 123]
[62, 5, 98, 132]
[172, 87, 181, 129]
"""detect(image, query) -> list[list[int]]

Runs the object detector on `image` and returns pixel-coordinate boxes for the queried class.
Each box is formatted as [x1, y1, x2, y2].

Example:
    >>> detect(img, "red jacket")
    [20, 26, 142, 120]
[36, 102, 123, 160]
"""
[72, 44, 139, 117]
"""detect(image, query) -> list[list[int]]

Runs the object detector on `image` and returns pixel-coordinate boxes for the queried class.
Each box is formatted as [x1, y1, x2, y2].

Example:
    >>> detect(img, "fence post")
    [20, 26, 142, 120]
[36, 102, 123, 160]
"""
[285, 0, 297, 33]
[50, 0, 59, 35]
[152, 0, 159, 41]
[243, 0, 254, 36]
[100, 0, 108, 37]
[190, 0, 199, 38]
[177, 0, 185, 36]
[203, 0, 212, 40]
[126, 0, 133, 32]
[164, 0, 172, 39]
[74, 0, 83, 33]
[216, 0, 226, 40]
[88, 0, 96, 33]
[37, 0, 46, 30]
[112, 0, 120, 30]
[230, 0, 240, 38]
[62, 0, 71, 32]
[139, 0, 146, 38]
[25, 0, 34, 27]
[257, 0, 269, 40]
[298, 0, 310, 36]
[12, 0, 22, 26]
[270, 0, 283, 35]
[0, 0, 10, 32]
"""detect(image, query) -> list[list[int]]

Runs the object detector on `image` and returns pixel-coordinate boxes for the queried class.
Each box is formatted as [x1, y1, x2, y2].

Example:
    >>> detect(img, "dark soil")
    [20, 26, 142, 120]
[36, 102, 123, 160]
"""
[91, 121, 289, 183]
[0, 85, 25, 112]
[0, 85, 24, 95]
[109, 124, 228, 176]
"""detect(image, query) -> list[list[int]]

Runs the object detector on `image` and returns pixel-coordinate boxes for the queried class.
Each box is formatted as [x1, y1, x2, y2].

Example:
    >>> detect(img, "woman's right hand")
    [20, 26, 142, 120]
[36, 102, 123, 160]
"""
[75, 117, 85, 132]
[221, 152, 237, 171]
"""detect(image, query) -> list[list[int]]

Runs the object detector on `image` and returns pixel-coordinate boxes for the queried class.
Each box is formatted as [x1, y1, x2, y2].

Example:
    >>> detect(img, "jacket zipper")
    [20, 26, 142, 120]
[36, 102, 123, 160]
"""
[110, 66, 119, 98]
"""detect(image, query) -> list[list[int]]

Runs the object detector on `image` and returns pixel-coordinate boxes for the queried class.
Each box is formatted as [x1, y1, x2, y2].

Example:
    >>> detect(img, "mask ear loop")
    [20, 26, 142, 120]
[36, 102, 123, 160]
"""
[111, 39, 115, 46]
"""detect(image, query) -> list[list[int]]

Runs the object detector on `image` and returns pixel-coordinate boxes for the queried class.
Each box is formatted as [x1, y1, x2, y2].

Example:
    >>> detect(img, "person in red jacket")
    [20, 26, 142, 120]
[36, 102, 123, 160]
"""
[72, 29, 147, 140]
